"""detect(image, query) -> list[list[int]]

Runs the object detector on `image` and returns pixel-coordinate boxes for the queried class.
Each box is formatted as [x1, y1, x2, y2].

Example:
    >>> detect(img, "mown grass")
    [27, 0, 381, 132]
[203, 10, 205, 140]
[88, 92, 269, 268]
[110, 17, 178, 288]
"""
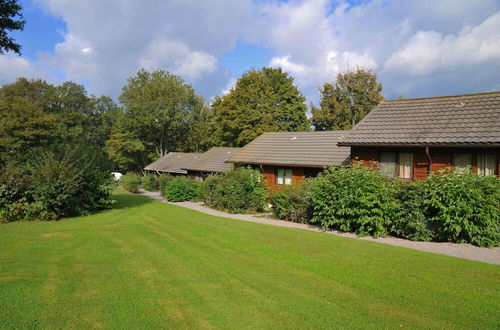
[0, 190, 498, 329]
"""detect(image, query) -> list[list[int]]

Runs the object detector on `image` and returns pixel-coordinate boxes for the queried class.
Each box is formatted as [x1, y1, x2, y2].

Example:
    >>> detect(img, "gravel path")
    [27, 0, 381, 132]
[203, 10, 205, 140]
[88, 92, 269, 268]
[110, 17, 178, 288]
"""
[139, 190, 500, 265]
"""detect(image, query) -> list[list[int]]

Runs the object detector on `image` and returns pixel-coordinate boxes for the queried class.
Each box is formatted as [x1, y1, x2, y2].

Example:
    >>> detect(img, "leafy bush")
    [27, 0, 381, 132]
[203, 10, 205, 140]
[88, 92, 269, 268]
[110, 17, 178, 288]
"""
[121, 172, 140, 193]
[142, 175, 158, 191]
[0, 151, 113, 222]
[159, 174, 174, 196]
[424, 168, 499, 247]
[310, 163, 399, 237]
[270, 181, 314, 223]
[392, 180, 433, 241]
[205, 168, 266, 213]
[164, 176, 201, 202]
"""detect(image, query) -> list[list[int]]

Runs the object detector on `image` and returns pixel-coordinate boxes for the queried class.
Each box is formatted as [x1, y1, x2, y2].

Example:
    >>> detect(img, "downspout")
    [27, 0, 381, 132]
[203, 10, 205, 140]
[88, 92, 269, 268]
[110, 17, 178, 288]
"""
[425, 145, 432, 175]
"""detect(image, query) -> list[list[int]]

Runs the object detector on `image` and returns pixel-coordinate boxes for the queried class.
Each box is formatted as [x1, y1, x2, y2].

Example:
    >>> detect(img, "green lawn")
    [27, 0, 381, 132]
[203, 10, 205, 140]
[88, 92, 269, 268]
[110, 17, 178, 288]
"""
[0, 191, 498, 329]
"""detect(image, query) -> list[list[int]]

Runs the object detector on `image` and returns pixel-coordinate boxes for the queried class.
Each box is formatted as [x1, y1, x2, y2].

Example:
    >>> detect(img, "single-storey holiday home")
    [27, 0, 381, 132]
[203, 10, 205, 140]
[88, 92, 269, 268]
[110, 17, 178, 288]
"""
[182, 147, 240, 181]
[338, 91, 500, 179]
[227, 131, 350, 193]
[144, 152, 200, 176]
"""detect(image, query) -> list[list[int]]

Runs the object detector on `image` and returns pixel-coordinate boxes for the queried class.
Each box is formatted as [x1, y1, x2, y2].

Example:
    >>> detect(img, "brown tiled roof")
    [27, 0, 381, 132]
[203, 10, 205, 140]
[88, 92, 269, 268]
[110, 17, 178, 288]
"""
[183, 147, 240, 173]
[339, 91, 500, 147]
[0, 145, 9, 152]
[144, 152, 200, 174]
[227, 131, 351, 168]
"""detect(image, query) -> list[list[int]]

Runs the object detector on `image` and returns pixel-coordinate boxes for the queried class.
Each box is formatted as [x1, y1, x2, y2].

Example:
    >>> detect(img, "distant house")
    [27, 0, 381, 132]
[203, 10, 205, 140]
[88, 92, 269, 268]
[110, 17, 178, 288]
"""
[339, 91, 500, 179]
[182, 147, 240, 181]
[144, 152, 200, 176]
[227, 131, 350, 193]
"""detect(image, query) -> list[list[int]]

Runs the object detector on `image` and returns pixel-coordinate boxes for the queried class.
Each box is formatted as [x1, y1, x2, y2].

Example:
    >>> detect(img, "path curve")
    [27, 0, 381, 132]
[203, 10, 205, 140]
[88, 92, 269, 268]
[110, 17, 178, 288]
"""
[139, 190, 500, 265]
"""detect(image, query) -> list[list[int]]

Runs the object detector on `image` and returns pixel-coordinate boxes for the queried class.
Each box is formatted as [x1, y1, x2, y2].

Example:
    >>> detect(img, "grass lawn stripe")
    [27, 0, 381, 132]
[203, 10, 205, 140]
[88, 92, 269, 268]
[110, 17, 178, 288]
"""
[0, 190, 498, 329]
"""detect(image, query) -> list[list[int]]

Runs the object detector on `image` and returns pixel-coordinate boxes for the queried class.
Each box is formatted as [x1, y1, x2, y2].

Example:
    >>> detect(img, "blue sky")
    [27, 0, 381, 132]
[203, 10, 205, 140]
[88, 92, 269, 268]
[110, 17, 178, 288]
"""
[1, 0, 500, 105]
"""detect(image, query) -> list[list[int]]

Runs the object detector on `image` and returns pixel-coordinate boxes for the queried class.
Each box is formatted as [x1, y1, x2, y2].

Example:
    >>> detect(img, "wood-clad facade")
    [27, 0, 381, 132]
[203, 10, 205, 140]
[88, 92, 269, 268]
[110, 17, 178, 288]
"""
[228, 131, 350, 193]
[340, 91, 500, 180]
[249, 165, 322, 194]
[351, 146, 500, 180]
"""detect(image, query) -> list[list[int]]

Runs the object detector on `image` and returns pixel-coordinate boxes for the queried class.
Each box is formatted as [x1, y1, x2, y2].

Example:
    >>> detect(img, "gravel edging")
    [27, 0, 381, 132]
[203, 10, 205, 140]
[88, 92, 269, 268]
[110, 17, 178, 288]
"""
[139, 190, 500, 265]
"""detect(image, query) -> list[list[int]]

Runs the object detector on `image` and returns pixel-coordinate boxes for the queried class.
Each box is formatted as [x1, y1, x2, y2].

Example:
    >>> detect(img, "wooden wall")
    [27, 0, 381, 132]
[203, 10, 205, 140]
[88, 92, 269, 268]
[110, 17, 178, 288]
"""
[256, 165, 307, 194]
[351, 146, 500, 180]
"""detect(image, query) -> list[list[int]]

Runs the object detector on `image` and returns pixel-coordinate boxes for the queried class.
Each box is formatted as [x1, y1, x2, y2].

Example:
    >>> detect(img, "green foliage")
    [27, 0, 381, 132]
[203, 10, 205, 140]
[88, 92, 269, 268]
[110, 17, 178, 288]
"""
[312, 68, 383, 130]
[310, 164, 398, 237]
[0, 151, 113, 222]
[392, 180, 434, 241]
[159, 174, 174, 196]
[163, 176, 201, 202]
[270, 181, 315, 223]
[205, 168, 267, 213]
[107, 69, 210, 172]
[121, 173, 140, 193]
[424, 168, 499, 247]
[0, 78, 119, 170]
[0, 0, 25, 54]
[210, 67, 310, 147]
[142, 175, 158, 192]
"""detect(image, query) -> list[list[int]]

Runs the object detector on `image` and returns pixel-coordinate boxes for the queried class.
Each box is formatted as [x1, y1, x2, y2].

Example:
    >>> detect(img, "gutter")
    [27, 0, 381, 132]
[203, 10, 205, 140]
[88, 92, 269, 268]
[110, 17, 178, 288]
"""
[425, 145, 433, 173]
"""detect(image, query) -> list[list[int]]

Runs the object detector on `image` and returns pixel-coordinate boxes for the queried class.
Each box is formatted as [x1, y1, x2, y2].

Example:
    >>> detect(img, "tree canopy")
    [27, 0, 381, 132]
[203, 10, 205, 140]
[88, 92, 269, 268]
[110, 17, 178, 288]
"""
[0, 0, 25, 55]
[106, 69, 210, 172]
[0, 78, 119, 167]
[312, 68, 383, 131]
[210, 67, 309, 147]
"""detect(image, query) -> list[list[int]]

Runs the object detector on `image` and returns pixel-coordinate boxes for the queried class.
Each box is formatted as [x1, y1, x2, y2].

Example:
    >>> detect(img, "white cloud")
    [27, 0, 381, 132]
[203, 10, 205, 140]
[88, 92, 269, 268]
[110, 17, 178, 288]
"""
[139, 39, 217, 81]
[3, 0, 500, 103]
[385, 12, 500, 75]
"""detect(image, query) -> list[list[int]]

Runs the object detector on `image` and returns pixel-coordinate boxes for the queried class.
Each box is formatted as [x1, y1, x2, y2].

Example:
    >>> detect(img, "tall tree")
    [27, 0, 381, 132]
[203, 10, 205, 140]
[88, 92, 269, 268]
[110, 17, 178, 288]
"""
[107, 69, 207, 172]
[312, 68, 383, 131]
[0, 78, 119, 168]
[211, 67, 309, 147]
[0, 0, 25, 54]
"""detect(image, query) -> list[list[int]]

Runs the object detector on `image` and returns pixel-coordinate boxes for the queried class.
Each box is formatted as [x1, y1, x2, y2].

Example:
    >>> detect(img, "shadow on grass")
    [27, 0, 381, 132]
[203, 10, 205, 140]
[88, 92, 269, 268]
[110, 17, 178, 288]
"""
[111, 192, 155, 210]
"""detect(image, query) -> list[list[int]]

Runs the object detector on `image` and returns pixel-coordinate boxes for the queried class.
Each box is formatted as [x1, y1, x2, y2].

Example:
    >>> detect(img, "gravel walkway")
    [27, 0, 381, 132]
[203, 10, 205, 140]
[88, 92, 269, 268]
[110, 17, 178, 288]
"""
[139, 190, 500, 265]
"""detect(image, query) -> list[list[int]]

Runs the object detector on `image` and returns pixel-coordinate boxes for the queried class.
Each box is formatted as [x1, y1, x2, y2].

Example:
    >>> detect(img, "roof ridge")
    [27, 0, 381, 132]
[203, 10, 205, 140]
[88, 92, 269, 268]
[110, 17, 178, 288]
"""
[384, 90, 500, 102]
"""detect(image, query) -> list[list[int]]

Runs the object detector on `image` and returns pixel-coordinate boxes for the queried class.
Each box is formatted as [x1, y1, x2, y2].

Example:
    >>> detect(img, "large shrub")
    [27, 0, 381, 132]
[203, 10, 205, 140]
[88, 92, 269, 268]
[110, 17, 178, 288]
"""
[205, 168, 266, 213]
[310, 163, 399, 237]
[0, 151, 113, 222]
[164, 176, 201, 202]
[121, 172, 140, 193]
[424, 168, 499, 247]
[159, 174, 174, 196]
[270, 181, 314, 223]
[142, 175, 158, 192]
[392, 180, 434, 241]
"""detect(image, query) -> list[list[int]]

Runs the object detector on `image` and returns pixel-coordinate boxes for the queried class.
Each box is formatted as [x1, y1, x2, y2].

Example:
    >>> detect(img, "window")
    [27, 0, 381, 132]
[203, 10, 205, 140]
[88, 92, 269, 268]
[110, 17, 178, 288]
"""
[398, 153, 413, 179]
[453, 153, 472, 173]
[276, 168, 293, 185]
[380, 152, 396, 178]
[477, 154, 498, 176]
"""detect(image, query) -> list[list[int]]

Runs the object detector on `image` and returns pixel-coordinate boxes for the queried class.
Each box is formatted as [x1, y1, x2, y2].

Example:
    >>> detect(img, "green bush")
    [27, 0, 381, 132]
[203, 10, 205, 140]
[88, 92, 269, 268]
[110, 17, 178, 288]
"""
[0, 151, 113, 222]
[164, 176, 201, 202]
[121, 172, 140, 193]
[205, 168, 266, 213]
[310, 163, 399, 237]
[392, 180, 434, 241]
[270, 181, 314, 223]
[424, 168, 500, 247]
[142, 175, 158, 191]
[159, 174, 174, 196]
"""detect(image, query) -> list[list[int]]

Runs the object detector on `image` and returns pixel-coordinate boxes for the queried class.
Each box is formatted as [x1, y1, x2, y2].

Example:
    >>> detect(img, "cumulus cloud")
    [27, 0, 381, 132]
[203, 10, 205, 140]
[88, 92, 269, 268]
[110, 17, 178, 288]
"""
[3, 0, 500, 102]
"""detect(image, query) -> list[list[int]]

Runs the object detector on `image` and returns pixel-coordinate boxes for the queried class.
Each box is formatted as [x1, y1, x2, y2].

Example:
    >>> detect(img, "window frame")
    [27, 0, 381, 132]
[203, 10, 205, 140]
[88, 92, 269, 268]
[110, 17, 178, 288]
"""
[275, 168, 293, 185]
[378, 151, 414, 179]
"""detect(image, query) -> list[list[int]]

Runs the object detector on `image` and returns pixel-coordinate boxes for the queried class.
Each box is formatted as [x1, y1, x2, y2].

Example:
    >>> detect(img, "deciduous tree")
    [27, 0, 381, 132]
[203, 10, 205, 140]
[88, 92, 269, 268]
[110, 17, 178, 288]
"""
[312, 69, 383, 131]
[0, 0, 25, 54]
[211, 67, 309, 147]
